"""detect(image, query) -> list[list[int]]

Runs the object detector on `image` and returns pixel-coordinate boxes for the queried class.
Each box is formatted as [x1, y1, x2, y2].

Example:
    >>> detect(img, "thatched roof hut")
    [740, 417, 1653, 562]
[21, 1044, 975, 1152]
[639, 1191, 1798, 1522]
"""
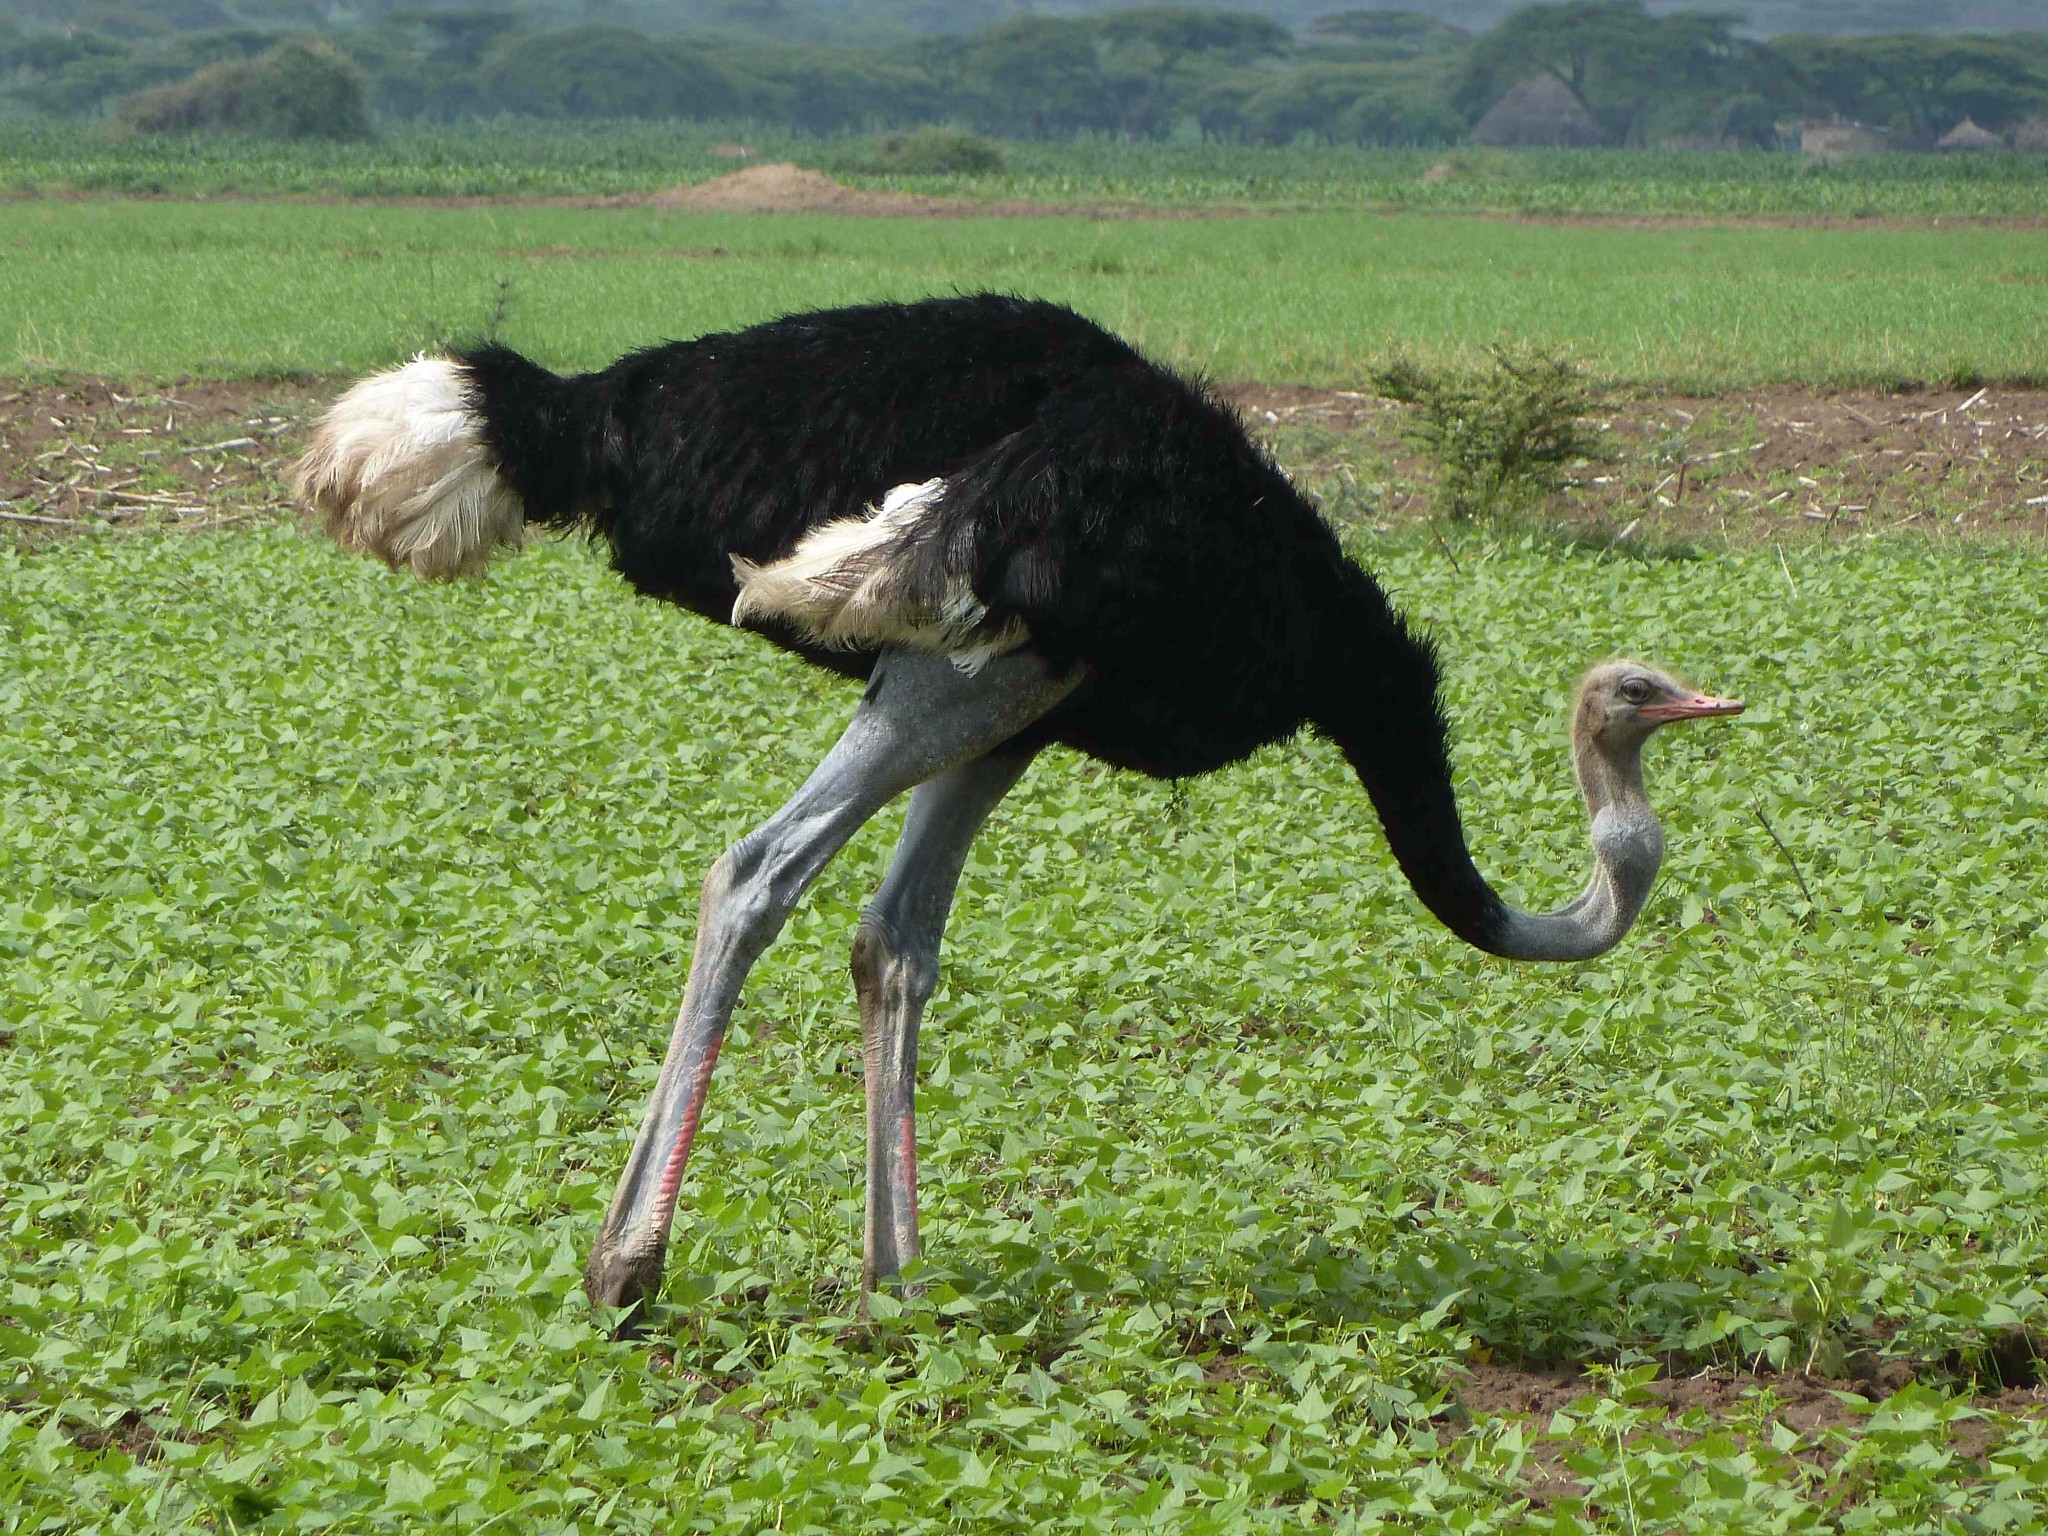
[1471, 74, 1604, 148]
[1936, 118, 2008, 152]
[1799, 121, 1891, 158]
[2017, 116, 2048, 154]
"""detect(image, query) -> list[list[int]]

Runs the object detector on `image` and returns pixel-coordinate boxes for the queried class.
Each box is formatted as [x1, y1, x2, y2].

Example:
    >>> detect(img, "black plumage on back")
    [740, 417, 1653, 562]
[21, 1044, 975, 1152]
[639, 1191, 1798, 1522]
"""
[445, 294, 1507, 950]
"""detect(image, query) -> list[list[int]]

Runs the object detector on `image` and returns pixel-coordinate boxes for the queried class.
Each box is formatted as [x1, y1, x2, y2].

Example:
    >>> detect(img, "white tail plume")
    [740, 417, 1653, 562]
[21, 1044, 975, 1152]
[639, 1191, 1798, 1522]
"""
[293, 356, 524, 581]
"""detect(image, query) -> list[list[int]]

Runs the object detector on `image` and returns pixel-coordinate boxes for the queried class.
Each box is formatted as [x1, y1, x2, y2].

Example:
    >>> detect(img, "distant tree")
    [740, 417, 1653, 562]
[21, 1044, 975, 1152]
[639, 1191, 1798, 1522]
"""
[1337, 75, 1468, 144]
[24, 0, 231, 36]
[1234, 62, 1359, 141]
[705, 40, 932, 132]
[408, 9, 519, 68]
[1457, 1, 1654, 117]
[1236, 58, 1462, 144]
[705, 0, 806, 33]
[1781, 32, 2048, 140]
[1459, 2, 1796, 145]
[1643, 11, 1803, 144]
[2, 27, 129, 78]
[118, 38, 370, 138]
[214, 0, 334, 21]
[1712, 91, 1780, 146]
[150, 0, 240, 26]
[12, 0, 2047, 144]
[2, 30, 142, 116]
[1305, 11, 1470, 62]
[478, 27, 758, 119]
[1088, 6, 1290, 136]
[1093, 6, 1290, 64]
[954, 17, 1114, 137]
[163, 29, 281, 66]
[348, 14, 495, 121]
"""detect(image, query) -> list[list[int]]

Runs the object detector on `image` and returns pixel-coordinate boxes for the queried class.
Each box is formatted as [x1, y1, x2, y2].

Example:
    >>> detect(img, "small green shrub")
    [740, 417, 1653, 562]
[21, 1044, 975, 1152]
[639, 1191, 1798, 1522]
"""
[116, 39, 370, 141]
[1374, 344, 1606, 522]
[831, 126, 1007, 176]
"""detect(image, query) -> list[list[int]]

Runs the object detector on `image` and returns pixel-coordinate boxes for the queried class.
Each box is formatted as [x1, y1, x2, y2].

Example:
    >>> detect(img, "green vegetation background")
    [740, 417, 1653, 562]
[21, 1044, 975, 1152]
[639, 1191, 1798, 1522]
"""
[3, 195, 2045, 391]
[8, 122, 2048, 216]
[5, 1, 2048, 151]
[7, 523, 2046, 1531]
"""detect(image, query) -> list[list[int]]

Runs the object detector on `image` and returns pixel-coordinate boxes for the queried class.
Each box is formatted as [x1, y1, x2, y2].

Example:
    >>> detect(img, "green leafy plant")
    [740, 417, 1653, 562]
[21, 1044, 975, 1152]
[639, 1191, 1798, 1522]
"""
[1374, 344, 1608, 523]
[5, 525, 2046, 1533]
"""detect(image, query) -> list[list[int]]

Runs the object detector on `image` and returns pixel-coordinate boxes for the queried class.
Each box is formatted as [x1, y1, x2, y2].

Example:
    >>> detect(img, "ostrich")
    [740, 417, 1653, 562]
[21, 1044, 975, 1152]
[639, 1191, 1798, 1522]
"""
[295, 293, 1743, 1326]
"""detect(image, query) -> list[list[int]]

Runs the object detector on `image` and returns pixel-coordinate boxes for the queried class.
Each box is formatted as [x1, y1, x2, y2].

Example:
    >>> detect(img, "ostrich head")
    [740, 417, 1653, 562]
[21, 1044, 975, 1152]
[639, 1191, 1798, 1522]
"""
[1574, 660, 1746, 752]
[1470, 658, 1743, 963]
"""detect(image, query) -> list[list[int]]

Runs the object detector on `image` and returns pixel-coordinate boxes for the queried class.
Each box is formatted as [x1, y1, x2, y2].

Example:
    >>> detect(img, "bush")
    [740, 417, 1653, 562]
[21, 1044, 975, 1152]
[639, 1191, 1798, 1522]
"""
[117, 38, 368, 139]
[1374, 346, 1606, 523]
[832, 126, 1007, 176]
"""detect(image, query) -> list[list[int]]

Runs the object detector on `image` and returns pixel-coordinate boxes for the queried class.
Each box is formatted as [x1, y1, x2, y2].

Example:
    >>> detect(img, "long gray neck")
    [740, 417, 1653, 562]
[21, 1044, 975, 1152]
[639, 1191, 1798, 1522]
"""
[1316, 601, 1664, 964]
[1492, 734, 1664, 962]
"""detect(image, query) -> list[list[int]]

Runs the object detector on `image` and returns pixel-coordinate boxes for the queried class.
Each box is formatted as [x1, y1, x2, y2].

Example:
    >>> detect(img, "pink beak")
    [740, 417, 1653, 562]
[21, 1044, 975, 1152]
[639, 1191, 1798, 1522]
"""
[1639, 692, 1746, 723]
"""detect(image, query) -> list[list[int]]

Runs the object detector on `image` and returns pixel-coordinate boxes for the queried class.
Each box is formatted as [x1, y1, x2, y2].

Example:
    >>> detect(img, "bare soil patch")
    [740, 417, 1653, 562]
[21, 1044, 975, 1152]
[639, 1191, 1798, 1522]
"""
[1454, 1358, 1920, 1430]
[650, 163, 944, 216]
[4, 174, 2036, 228]
[65, 1408, 211, 1463]
[638, 162, 1222, 221]
[1452, 1357, 2046, 1509]
[1226, 381, 2048, 542]
[4, 375, 2044, 551]
[25, 162, 1232, 219]
[0, 166, 1220, 220]
[0, 376, 322, 541]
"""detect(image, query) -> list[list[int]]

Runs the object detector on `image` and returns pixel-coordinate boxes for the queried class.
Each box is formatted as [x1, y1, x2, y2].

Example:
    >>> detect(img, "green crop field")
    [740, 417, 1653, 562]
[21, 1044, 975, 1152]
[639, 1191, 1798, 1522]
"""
[3, 134, 2047, 1531]
[4, 198, 2048, 390]
[5, 122, 2048, 220]
[4, 527, 2045, 1531]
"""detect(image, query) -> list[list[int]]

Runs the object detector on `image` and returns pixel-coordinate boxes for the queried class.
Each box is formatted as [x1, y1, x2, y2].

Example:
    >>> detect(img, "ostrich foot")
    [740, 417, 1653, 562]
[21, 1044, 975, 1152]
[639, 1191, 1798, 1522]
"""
[585, 1238, 666, 1339]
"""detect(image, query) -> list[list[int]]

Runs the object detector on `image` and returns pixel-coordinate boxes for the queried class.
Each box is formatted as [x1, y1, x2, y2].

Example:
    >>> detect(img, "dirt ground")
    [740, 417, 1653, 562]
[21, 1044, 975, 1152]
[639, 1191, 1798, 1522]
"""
[0, 163, 1240, 221]
[3, 375, 2043, 548]
[0, 162, 1234, 219]
[1225, 380, 2048, 543]
[639, 161, 1223, 220]
[655, 159, 2048, 230]
[1456, 1351, 2045, 1429]
[19, 163, 2048, 230]
[0, 377, 319, 541]
[1449, 1352, 2045, 1508]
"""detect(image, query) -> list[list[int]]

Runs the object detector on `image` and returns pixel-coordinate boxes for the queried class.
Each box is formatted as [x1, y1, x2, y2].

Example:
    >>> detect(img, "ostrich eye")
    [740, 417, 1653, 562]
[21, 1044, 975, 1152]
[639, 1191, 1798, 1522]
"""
[1619, 677, 1653, 704]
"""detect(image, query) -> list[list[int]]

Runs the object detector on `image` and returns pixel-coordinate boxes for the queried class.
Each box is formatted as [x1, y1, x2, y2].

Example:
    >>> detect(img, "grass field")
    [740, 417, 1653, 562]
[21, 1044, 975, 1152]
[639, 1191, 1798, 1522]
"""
[3, 133, 2047, 1531]
[4, 525, 2045, 1531]
[5, 122, 2048, 220]
[5, 199, 2048, 390]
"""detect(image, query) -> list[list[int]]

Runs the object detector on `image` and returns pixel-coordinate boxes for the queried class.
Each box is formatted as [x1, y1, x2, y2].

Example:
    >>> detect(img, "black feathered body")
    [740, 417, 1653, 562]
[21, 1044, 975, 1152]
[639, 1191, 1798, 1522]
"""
[457, 295, 1511, 950]
[465, 296, 1387, 776]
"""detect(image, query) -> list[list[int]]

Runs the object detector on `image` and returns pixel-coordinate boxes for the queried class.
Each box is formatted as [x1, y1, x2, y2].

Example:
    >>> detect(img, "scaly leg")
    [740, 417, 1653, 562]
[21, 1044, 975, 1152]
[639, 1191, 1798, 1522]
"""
[584, 647, 1079, 1333]
[852, 746, 1037, 1297]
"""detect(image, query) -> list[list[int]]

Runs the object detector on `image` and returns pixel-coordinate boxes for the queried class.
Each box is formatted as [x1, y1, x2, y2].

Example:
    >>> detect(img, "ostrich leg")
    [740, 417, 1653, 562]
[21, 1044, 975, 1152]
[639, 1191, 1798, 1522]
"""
[852, 747, 1037, 1298]
[585, 647, 1079, 1333]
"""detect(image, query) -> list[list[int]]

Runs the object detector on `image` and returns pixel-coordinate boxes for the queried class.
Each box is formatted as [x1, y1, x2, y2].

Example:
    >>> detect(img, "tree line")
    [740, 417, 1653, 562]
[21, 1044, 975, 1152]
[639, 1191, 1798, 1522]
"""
[3, 3, 2045, 148]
